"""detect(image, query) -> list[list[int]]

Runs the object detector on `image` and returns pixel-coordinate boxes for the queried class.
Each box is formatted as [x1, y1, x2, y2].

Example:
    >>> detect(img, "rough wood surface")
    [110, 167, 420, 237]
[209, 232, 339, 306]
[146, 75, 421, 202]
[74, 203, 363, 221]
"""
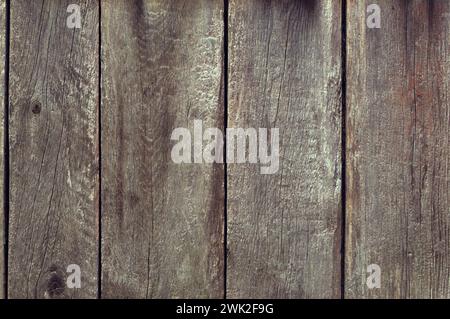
[227, 0, 342, 298]
[8, 0, 99, 298]
[346, 0, 450, 298]
[0, 0, 4, 300]
[101, 0, 224, 298]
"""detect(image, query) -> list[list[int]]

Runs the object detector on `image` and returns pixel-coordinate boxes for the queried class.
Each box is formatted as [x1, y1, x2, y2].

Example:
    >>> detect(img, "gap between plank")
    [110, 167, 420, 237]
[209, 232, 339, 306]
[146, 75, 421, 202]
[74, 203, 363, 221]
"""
[340, 0, 347, 300]
[223, 0, 229, 300]
[97, 0, 102, 300]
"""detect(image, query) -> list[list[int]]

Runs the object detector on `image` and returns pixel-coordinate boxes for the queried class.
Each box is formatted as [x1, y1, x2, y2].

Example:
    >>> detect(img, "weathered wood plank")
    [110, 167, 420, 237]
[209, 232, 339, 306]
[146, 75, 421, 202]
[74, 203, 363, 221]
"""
[0, 0, 4, 300]
[346, 0, 450, 298]
[8, 0, 99, 298]
[227, 0, 342, 298]
[101, 0, 224, 298]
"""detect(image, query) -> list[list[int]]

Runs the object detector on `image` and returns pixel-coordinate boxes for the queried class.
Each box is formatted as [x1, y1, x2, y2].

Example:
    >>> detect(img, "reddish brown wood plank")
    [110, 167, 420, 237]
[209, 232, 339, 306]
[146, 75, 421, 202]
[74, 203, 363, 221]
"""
[346, 0, 450, 298]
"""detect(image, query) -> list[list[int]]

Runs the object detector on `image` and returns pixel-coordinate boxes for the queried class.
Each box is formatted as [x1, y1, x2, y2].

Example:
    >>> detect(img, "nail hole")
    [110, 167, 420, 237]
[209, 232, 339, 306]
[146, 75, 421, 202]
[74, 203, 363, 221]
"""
[31, 101, 41, 114]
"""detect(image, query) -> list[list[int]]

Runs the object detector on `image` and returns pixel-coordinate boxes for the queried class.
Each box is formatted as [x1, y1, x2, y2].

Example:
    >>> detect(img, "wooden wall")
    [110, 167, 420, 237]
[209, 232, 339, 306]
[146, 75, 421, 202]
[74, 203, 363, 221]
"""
[0, 0, 448, 299]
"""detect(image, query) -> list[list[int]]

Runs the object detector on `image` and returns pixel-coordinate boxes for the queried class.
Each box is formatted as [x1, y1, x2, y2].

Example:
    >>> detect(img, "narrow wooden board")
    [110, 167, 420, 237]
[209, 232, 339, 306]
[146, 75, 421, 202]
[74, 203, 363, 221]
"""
[227, 0, 342, 298]
[8, 0, 99, 298]
[346, 0, 450, 298]
[101, 0, 224, 298]
[0, 0, 4, 300]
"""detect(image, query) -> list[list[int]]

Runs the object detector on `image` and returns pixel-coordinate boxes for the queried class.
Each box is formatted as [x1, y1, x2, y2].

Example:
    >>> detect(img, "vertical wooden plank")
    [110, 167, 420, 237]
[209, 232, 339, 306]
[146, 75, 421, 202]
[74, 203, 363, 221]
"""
[228, 0, 342, 298]
[9, 1, 99, 298]
[346, 0, 450, 298]
[0, 0, 4, 300]
[101, 0, 224, 298]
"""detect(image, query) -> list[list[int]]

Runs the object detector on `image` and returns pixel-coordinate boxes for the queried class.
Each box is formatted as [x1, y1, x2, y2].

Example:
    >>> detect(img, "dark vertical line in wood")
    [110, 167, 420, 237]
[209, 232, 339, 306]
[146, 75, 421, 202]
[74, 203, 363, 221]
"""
[97, 0, 102, 300]
[3, 0, 9, 300]
[223, 0, 228, 300]
[340, 0, 347, 300]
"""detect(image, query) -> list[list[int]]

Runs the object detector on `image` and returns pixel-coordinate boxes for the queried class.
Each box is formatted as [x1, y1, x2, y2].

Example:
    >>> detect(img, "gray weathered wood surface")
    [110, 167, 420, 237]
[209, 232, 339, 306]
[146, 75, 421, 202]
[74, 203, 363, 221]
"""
[346, 0, 450, 298]
[0, 0, 449, 299]
[101, 0, 224, 298]
[8, 0, 99, 298]
[227, 0, 342, 298]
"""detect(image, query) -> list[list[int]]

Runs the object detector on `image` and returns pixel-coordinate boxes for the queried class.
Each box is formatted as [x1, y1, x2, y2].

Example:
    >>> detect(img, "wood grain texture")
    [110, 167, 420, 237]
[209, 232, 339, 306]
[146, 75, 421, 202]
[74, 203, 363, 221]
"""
[227, 0, 342, 298]
[8, 0, 99, 298]
[0, 0, 4, 300]
[101, 0, 224, 298]
[346, 0, 450, 298]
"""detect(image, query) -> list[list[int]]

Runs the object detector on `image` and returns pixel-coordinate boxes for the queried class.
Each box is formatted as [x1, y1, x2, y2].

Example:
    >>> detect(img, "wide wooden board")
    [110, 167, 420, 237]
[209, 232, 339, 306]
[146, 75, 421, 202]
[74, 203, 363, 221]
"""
[227, 0, 342, 298]
[8, 0, 99, 298]
[346, 0, 450, 298]
[101, 0, 224, 298]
